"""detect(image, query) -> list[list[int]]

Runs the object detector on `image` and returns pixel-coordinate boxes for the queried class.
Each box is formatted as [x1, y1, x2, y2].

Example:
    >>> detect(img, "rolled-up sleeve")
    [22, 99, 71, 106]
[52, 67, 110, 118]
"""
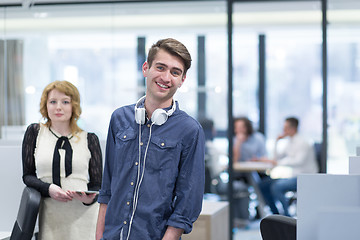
[166, 125, 205, 234]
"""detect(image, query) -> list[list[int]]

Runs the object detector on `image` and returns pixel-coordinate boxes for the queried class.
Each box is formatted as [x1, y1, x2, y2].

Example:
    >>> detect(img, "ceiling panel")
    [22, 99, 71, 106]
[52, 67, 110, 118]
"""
[0, 0, 212, 7]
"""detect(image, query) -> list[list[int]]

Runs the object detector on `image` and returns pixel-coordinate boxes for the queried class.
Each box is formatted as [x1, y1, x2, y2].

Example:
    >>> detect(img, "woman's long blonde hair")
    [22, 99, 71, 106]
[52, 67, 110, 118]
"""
[39, 80, 82, 135]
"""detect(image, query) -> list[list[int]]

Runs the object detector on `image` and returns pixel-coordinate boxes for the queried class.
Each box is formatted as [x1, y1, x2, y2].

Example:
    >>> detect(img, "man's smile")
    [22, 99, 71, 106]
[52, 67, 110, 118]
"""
[156, 82, 170, 89]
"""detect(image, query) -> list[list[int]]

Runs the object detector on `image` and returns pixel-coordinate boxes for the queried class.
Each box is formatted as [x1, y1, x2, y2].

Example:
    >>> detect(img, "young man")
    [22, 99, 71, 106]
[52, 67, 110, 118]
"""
[96, 38, 205, 240]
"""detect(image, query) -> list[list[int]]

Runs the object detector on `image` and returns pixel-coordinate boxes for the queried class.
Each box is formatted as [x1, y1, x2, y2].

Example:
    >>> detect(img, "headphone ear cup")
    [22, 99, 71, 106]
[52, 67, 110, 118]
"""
[151, 109, 168, 126]
[135, 107, 146, 125]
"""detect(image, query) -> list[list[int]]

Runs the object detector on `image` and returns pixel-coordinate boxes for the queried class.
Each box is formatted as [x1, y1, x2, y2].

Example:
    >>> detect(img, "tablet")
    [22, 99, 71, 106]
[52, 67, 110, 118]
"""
[75, 190, 99, 195]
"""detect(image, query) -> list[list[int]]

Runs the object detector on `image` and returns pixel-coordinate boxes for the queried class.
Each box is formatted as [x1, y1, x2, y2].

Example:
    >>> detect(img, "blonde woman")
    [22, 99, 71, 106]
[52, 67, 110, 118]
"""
[22, 80, 102, 239]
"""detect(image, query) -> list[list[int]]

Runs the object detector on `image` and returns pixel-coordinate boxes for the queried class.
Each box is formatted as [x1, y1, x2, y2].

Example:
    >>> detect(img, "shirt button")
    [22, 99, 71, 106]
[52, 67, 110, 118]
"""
[140, 142, 143, 146]
[123, 135, 127, 139]
[161, 143, 165, 146]
[131, 182, 134, 186]
[124, 221, 127, 225]
[147, 124, 151, 127]
[135, 162, 138, 166]
[127, 201, 130, 205]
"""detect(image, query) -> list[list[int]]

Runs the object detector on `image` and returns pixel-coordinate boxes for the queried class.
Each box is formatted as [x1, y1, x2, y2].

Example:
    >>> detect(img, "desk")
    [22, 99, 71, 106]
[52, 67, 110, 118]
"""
[233, 161, 273, 218]
[233, 161, 273, 172]
[183, 201, 229, 240]
[0, 232, 10, 240]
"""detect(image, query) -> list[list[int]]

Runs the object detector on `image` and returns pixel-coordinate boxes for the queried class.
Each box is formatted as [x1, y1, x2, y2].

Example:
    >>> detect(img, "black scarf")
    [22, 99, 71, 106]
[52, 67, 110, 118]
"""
[50, 128, 73, 187]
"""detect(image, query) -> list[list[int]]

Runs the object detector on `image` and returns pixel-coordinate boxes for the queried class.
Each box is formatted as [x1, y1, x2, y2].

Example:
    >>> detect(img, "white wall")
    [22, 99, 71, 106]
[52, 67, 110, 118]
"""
[0, 145, 25, 232]
[297, 174, 360, 240]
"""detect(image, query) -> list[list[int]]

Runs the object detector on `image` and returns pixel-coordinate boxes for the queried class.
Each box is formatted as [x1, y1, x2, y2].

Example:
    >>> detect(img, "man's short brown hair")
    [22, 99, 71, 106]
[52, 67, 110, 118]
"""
[147, 38, 192, 76]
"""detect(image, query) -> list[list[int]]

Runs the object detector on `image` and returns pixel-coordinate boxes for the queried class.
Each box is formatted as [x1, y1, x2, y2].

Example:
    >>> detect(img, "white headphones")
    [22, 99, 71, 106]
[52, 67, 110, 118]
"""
[134, 95, 176, 126]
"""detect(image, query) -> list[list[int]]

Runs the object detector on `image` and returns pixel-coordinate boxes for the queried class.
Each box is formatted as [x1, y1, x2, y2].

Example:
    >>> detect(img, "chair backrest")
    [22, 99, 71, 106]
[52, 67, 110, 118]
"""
[10, 187, 41, 240]
[260, 214, 297, 240]
[314, 142, 322, 173]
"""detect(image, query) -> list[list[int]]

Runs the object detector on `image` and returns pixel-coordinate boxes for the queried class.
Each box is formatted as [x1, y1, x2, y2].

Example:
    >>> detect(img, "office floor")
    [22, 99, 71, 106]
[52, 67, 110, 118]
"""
[233, 220, 262, 240]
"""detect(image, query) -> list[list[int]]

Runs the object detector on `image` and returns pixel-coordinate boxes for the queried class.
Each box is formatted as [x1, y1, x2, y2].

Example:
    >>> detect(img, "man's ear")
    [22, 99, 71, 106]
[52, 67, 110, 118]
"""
[180, 74, 186, 87]
[142, 62, 149, 77]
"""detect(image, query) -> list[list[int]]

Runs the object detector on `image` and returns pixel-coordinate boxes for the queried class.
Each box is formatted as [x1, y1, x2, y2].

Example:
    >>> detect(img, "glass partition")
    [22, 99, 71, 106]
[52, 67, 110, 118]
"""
[233, 1, 323, 158]
[0, 8, 6, 138]
[327, 0, 360, 173]
[0, 1, 227, 140]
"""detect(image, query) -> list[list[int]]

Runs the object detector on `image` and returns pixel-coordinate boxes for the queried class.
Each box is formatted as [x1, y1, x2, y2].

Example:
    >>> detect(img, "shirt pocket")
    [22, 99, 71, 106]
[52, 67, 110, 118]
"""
[114, 127, 137, 174]
[147, 136, 178, 174]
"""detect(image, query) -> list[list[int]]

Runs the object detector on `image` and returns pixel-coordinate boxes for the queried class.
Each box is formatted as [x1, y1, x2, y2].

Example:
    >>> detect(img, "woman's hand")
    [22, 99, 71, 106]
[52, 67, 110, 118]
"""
[67, 190, 97, 205]
[49, 184, 73, 202]
[235, 133, 247, 145]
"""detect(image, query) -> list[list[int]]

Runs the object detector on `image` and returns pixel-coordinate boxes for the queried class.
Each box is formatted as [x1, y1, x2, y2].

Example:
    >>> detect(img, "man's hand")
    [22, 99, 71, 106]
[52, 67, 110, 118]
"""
[276, 133, 287, 141]
[96, 203, 107, 240]
[162, 226, 183, 240]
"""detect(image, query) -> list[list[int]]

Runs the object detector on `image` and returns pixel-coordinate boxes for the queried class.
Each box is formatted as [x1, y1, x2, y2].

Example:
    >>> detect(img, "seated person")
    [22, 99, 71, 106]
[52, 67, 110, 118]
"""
[231, 117, 269, 223]
[233, 117, 267, 164]
[259, 117, 319, 216]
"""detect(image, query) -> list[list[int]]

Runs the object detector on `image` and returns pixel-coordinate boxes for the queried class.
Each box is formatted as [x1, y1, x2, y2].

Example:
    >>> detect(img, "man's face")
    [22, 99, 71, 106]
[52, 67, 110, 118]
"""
[143, 49, 186, 105]
[283, 121, 296, 137]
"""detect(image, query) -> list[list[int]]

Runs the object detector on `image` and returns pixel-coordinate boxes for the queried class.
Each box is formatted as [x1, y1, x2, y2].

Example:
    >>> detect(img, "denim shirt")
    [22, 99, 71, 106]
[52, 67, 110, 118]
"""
[98, 102, 205, 240]
[236, 132, 267, 162]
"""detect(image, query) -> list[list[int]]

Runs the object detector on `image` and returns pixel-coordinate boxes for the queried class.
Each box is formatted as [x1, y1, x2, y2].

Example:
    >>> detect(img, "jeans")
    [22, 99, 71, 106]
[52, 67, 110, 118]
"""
[259, 177, 297, 216]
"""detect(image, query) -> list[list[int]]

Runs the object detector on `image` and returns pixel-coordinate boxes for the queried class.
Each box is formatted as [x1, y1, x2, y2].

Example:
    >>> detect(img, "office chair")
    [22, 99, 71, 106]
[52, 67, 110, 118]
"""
[314, 142, 322, 173]
[10, 187, 41, 240]
[260, 214, 297, 240]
